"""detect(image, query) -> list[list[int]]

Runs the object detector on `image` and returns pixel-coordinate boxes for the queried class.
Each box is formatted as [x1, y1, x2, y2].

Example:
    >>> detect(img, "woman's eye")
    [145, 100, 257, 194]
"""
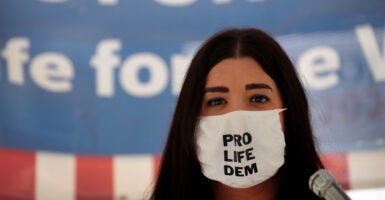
[250, 94, 269, 103]
[207, 97, 227, 106]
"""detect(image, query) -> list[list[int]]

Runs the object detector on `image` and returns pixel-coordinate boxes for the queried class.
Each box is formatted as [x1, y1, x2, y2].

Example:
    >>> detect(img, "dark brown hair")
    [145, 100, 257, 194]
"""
[150, 28, 323, 200]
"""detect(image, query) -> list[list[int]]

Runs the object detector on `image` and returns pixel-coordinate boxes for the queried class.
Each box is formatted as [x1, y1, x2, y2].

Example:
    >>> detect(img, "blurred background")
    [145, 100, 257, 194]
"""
[0, 0, 384, 199]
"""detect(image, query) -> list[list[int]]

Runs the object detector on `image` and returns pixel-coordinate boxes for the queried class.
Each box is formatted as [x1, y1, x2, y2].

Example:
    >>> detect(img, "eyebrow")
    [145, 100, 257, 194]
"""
[205, 86, 229, 93]
[205, 83, 272, 93]
[245, 83, 273, 91]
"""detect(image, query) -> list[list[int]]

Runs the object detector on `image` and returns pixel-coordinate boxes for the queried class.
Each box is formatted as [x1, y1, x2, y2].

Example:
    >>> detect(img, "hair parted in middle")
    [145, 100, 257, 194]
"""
[151, 28, 323, 200]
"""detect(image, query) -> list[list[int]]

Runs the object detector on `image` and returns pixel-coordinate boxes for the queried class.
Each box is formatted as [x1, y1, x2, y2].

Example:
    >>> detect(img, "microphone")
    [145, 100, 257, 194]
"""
[309, 169, 351, 200]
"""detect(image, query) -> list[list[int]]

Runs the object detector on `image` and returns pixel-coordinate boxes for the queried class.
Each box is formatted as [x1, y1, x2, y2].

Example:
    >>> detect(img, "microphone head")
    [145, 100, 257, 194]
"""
[309, 169, 342, 198]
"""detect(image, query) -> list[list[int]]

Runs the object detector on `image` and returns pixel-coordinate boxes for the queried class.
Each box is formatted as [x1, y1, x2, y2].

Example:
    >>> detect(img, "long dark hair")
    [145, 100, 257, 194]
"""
[150, 28, 323, 200]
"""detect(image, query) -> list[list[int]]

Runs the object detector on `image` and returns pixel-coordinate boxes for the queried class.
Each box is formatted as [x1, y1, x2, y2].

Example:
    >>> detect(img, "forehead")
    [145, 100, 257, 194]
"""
[206, 57, 276, 87]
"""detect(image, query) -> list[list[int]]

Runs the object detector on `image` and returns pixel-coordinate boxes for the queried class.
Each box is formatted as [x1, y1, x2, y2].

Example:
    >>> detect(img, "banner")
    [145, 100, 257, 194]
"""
[1, 0, 384, 155]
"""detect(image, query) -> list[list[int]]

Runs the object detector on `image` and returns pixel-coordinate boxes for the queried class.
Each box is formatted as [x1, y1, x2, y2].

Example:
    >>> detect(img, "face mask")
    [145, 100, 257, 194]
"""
[195, 109, 286, 188]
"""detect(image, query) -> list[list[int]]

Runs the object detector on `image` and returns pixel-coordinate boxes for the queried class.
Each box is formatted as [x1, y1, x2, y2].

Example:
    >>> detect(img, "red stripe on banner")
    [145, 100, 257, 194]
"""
[0, 148, 35, 200]
[320, 152, 350, 190]
[76, 155, 113, 200]
[153, 155, 162, 182]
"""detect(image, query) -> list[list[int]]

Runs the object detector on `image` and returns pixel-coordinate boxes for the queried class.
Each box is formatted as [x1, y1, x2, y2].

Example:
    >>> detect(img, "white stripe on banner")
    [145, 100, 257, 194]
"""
[36, 151, 75, 200]
[113, 155, 153, 200]
[348, 150, 385, 189]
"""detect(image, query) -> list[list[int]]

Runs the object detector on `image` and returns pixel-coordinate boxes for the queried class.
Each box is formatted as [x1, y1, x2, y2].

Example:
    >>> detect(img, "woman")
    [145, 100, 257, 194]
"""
[150, 28, 324, 199]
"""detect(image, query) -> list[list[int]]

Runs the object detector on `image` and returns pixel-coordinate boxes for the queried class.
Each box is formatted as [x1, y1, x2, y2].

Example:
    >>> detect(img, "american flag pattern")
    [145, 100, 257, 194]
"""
[1, 147, 385, 200]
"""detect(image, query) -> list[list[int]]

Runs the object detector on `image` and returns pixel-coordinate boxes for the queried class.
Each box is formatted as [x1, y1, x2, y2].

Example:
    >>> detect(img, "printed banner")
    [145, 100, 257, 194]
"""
[1, 0, 384, 155]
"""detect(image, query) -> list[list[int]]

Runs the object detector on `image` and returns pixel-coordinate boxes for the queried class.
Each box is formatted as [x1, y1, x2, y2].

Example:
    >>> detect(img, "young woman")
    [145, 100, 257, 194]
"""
[150, 28, 324, 200]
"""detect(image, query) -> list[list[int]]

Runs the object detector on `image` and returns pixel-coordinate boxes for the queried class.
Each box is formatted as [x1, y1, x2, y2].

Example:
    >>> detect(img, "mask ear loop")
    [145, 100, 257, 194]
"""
[279, 108, 287, 156]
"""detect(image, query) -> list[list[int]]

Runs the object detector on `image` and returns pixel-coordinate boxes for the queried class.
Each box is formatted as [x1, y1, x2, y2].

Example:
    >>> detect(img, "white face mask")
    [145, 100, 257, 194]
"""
[195, 109, 286, 188]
